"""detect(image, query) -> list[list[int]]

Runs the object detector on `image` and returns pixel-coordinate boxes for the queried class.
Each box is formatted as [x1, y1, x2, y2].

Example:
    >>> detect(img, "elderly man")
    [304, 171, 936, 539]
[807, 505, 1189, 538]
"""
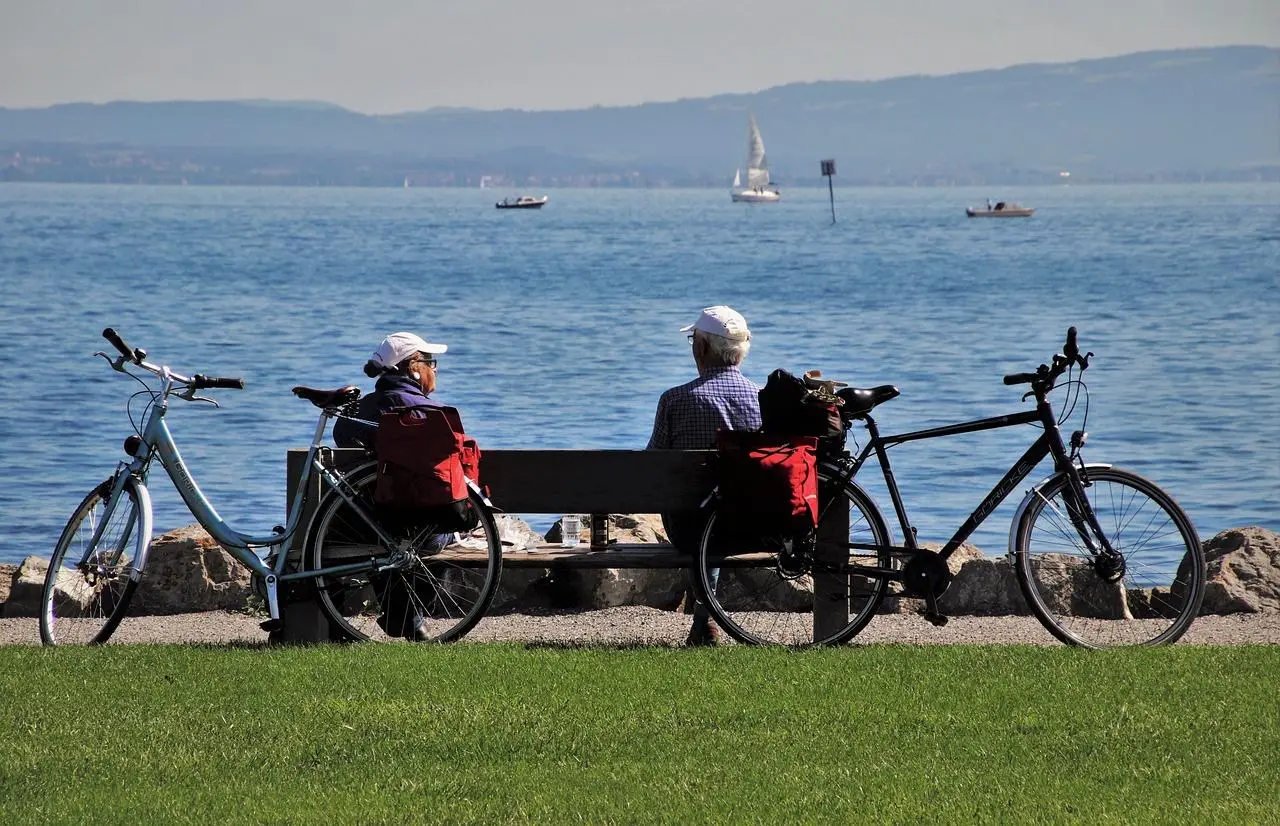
[648, 305, 761, 645]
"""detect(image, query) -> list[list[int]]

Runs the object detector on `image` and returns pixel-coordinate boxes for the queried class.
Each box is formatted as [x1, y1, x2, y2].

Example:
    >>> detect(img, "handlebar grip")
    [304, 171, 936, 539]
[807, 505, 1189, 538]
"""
[192, 375, 245, 390]
[1064, 326, 1079, 360]
[1003, 373, 1038, 385]
[102, 328, 141, 363]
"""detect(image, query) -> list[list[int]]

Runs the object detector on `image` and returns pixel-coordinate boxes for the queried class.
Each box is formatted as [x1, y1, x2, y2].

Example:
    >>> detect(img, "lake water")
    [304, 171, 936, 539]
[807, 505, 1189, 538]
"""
[0, 183, 1276, 566]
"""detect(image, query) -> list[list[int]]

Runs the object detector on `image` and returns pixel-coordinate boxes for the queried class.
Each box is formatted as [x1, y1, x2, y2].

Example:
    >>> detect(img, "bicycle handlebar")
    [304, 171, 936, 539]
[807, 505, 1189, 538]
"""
[100, 328, 244, 391]
[102, 328, 145, 365]
[192, 374, 246, 390]
[1002, 327, 1092, 390]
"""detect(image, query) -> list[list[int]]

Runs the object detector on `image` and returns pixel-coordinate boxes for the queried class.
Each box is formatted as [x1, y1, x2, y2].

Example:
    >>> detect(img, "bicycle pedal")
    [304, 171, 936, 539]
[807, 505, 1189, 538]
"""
[259, 618, 283, 633]
[923, 612, 949, 628]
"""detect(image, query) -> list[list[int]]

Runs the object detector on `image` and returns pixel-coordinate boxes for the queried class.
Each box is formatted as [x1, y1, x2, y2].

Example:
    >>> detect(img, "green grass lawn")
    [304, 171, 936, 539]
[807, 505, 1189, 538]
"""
[1, 644, 1276, 825]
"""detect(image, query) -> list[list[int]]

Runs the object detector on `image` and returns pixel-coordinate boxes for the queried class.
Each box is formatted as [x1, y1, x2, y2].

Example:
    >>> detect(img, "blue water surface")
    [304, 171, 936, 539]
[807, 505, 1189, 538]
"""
[0, 183, 1276, 565]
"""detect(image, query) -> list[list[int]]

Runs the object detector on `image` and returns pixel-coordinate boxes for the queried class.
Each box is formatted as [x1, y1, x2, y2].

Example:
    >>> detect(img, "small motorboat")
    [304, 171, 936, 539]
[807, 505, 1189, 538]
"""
[967, 200, 1034, 217]
[495, 195, 549, 210]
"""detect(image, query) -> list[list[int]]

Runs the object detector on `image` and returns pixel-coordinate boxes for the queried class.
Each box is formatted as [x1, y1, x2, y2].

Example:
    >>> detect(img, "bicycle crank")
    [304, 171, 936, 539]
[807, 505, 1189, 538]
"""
[902, 550, 953, 598]
[902, 550, 953, 627]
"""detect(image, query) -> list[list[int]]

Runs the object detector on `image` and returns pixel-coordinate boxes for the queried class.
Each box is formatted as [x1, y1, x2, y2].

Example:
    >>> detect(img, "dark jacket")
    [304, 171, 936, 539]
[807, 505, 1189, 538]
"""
[333, 374, 444, 452]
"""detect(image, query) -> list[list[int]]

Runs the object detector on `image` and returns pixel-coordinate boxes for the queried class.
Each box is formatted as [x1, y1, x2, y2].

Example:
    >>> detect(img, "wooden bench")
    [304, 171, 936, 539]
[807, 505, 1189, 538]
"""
[281, 447, 850, 642]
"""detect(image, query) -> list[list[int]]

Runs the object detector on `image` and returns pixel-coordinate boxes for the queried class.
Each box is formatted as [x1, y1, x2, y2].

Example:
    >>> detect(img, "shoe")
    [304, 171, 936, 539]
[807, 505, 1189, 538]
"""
[685, 618, 720, 647]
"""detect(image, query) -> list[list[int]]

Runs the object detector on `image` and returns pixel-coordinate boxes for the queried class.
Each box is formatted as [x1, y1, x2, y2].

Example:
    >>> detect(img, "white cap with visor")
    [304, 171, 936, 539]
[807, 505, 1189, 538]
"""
[680, 306, 750, 342]
[370, 331, 448, 370]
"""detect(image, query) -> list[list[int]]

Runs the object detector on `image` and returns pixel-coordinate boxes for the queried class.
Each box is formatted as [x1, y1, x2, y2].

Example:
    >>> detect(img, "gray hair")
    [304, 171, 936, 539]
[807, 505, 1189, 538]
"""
[697, 330, 751, 367]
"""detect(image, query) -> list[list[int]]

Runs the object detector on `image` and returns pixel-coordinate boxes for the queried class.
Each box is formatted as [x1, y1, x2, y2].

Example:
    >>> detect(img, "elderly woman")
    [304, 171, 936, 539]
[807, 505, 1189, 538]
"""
[333, 331, 453, 641]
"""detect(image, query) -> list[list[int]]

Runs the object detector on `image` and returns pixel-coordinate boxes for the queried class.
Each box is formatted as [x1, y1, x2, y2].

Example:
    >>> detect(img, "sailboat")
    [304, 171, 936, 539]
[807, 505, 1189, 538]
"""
[730, 114, 781, 203]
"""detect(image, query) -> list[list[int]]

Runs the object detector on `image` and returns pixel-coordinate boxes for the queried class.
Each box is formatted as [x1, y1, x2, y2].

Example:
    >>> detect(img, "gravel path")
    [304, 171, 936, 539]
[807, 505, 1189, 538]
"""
[1, 609, 1276, 647]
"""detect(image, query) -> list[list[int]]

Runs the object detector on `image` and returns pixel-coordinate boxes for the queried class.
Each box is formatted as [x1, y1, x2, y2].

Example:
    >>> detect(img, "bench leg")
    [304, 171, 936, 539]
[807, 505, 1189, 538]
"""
[277, 599, 332, 644]
[813, 483, 850, 642]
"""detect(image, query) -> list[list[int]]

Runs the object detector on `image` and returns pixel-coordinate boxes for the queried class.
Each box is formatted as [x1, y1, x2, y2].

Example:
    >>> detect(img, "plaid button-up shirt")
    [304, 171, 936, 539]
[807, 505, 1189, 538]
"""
[647, 366, 762, 450]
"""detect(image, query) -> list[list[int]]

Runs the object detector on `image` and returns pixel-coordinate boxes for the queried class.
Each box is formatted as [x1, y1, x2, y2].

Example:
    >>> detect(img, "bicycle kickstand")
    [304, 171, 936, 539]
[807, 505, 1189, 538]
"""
[922, 590, 949, 627]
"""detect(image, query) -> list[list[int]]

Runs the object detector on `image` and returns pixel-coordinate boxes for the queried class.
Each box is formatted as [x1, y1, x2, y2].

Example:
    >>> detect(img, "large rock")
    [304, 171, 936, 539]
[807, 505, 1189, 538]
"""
[0, 562, 17, 607]
[1195, 526, 1280, 614]
[555, 514, 684, 609]
[130, 525, 253, 615]
[879, 543, 997, 615]
[1020, 553, 1129, 619]
[3, 556, 52, 617]
[938, 545, 1031, 616]
[5, 554, 145, 619]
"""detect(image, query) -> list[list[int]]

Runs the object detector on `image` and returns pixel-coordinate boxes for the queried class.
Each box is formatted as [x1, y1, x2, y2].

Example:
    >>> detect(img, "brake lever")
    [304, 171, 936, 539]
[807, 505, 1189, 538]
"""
[95, 351, 131, 373]
[177, 387, 220, 407]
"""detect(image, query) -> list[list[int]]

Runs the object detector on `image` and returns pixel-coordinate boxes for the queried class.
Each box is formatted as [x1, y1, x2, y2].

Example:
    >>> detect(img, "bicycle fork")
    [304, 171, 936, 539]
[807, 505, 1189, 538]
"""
[81, 466, 155, 583]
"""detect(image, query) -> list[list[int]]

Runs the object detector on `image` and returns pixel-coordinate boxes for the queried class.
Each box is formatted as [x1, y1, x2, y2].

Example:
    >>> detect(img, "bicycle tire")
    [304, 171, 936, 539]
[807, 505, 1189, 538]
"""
[40, 480, 143, 645]
[695, 469, 893, 646]
[1014, 466, 1205, 648]
[305, 463, 503, 643]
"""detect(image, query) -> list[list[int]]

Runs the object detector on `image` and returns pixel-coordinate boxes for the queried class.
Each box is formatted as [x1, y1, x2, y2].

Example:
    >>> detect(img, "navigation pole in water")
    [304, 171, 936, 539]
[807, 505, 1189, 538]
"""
[820, 159, 837, 224]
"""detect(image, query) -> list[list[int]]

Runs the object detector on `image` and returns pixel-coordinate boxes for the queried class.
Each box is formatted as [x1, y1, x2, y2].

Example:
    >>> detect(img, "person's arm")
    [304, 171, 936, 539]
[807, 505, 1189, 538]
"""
[646, 392, 671, 450]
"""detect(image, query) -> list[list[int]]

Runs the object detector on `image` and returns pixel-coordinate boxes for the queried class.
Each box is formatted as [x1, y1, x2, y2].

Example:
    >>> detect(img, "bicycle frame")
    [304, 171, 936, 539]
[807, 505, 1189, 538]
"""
[101, 367, 400, 620]
[824, 394, 1096, 567]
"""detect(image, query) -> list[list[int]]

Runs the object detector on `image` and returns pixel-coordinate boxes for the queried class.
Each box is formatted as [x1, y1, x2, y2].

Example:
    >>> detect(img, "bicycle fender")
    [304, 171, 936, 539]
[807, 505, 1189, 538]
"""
[126, 477, 155, 581]
[466, 477, 497, 510]
[1006, 463, 1112, 562]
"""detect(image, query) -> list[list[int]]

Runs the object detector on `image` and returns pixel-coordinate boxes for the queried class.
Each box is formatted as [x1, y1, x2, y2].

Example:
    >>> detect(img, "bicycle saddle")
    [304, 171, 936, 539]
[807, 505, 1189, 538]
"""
[836, 385, 901, 418]
[291, 385, 361, 408]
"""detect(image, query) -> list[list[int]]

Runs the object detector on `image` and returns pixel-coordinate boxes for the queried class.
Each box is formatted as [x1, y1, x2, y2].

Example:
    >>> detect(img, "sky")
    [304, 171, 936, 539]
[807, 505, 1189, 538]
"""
[4, 0, 1278, 113]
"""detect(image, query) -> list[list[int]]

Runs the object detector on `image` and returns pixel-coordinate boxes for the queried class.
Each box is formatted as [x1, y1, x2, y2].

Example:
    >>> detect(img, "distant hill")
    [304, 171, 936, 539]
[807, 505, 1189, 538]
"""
[2, 46, 1276, 186]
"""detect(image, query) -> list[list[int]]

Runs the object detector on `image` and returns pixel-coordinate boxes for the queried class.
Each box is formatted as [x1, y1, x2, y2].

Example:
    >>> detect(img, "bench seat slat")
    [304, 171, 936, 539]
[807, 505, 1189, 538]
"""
[310, 542, 780, 569]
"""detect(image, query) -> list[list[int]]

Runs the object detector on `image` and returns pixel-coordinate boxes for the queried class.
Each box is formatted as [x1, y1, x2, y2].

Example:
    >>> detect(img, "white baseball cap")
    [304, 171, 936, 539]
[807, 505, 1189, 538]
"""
[371, 331, 448, 369]
[680, 306, 750, 342]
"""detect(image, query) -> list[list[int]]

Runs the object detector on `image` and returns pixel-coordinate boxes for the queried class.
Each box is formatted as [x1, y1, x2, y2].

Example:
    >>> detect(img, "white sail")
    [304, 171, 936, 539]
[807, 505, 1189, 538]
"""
[745, 115, 770, 187]
[730, 114, 780, 202]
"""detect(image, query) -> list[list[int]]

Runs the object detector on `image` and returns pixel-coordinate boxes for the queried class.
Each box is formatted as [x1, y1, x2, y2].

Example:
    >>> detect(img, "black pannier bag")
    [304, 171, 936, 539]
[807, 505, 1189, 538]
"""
[758, 368, 846, 455]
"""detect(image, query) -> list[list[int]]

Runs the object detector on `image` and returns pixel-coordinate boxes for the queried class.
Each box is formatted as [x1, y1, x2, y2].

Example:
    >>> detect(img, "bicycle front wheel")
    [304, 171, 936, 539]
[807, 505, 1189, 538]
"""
[306, 465, 503, 643]
[1015, 467, 1204, 648]
[696, 472, 892, 646]
[41, 480, 144, 645]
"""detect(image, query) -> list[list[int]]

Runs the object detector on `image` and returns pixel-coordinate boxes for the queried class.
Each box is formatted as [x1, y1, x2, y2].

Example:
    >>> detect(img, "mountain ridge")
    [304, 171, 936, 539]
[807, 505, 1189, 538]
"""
[2, 46, 1276, 186]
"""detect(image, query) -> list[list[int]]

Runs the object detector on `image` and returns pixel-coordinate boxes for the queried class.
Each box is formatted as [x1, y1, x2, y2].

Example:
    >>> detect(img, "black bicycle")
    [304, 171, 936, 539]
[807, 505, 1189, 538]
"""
[695, 328, 1206, 648]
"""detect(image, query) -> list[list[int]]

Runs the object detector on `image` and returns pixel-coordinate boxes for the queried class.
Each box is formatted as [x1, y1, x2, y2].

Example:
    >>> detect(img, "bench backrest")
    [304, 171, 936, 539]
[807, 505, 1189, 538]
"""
[287, 448, 716, 517]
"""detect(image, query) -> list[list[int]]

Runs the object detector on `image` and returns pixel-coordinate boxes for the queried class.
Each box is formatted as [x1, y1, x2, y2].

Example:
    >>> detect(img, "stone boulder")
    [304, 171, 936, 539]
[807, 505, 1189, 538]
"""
[0, 562, 17, 608]
[4, 556, 54, 617]
[129, 525, 253, 615]
[879, 543, 1004, 615]
[552, 514, 689, 610]
[1195, 526, 1280, 614]
[937, 545, 1031, 616]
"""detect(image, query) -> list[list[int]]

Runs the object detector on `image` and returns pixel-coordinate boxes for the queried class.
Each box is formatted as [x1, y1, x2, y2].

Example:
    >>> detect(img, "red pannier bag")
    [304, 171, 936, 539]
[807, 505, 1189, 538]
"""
[374, 405, 481, 532]
[715, 430, 819, 543]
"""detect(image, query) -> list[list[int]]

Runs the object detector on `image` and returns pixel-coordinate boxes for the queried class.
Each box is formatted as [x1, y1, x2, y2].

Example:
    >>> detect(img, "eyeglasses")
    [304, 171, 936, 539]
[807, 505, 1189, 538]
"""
[411, 354, 438, 368]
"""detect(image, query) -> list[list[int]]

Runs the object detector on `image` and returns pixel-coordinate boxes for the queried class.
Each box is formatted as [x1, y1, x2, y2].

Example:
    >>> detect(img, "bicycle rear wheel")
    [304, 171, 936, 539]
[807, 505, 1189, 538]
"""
[305, 465, 503, 643]
[696, 471, 892, 646]
[41, 480, 143, 645]
[1015, 467, 1204, 648]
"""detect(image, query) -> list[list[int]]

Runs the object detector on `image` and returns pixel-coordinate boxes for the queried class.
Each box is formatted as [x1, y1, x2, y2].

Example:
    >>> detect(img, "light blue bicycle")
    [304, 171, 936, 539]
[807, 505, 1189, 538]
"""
[41, 328, 504, 645]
